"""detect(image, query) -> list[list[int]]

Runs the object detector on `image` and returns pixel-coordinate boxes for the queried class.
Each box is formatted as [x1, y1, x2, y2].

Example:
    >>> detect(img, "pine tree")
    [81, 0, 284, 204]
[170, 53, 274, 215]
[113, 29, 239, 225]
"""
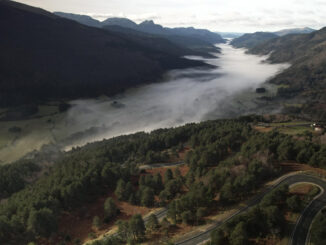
[146, 214, 159, 231]
[230, 221, 248, 245]
[164, 169, 173, 183]
[129, 214, 145, 241]
[141, 187, 155, 207]
[27, 208, 58, 238]
[104, 197, 119, 221]
[153, 173, 163, 193]
[93, 216, 101, 229]
[115, 179, 126, 200]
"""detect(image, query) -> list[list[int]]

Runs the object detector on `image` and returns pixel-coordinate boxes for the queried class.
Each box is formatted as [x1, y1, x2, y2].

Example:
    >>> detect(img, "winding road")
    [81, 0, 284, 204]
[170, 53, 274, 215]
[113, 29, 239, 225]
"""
[174, 174, 326, 245]
[101, 162, 326, 245]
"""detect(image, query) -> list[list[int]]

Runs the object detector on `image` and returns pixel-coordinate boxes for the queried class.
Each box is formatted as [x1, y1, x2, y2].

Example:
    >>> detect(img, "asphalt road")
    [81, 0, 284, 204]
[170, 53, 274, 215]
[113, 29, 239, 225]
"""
[174, 174, 326, 245]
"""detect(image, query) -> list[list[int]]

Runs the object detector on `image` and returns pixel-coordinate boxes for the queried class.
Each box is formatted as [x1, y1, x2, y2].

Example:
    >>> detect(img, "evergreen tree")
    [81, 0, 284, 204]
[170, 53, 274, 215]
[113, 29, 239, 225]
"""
[186, 172, 195, 188]
[181, 211, 193, 225]
[116, 220, 129, 238]
[27, 208, 57, 238]
[174, 168, 182, 179]
[146, 214, 159, 231]
[129, 214, 145, 241]
[286, 195, 302, 212]
[125, 182, 133, 201]
[211, 228, 225, 245]
[93, 216, 101, 229]
[229, 221, 248, 245]
[141, 187, 155, 207]
[138, 175, 146, 186]
[164, 169, 173, 183]
[104, 197, 119, 221]
[153, 173, 163, 193]
[115, 179, 126, 201]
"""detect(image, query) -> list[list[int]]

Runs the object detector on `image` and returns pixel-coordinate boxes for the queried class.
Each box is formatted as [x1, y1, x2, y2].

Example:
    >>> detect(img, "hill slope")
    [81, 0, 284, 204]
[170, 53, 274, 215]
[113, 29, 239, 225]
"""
[249, 27, 326, 119]
[274, 27, 315, 36]
[54, 11, 102, 27]
[230, 32, 279, 49]
[53, 13, 225, 53]
[231, 28, 316, 49]
[0, 0, 206, 107]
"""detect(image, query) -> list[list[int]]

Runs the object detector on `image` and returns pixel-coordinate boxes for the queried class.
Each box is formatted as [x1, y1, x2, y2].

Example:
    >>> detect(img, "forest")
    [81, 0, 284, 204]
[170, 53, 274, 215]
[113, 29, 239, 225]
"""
[1, 115, 326, 244]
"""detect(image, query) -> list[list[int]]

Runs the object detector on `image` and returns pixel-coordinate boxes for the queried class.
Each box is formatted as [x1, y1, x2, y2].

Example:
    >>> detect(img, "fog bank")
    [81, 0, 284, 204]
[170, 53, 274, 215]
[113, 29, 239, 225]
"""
[65, 43, 289, 148]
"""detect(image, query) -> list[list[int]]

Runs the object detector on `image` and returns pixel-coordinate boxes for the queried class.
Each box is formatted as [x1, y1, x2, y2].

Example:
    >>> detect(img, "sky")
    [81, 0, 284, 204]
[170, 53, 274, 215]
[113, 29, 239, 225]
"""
[15, 0, 326, 32]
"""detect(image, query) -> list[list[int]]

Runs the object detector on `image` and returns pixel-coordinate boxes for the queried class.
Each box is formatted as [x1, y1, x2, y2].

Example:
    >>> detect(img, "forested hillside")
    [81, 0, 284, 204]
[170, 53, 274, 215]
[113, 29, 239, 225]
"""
[0, 0, 206, 107]
[242, 28, 326, 120]
[230, 32, 278, 49]
[2, 116, 326, 244]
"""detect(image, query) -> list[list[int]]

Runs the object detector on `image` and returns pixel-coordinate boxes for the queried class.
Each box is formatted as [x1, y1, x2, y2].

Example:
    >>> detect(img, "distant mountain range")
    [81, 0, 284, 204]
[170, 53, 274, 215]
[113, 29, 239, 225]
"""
[0, 0, 209, 106]
[230, 27, 315, 49]
[54, 12, 226, 53]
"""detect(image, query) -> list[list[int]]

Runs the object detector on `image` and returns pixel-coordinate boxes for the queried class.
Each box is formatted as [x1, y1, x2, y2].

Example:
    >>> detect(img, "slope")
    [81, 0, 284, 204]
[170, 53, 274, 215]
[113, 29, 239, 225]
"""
[249, 27, 326, 119]
[0, 0, 206, 107]
[54, 13, 225, 53]
[230, 32, 279, 49]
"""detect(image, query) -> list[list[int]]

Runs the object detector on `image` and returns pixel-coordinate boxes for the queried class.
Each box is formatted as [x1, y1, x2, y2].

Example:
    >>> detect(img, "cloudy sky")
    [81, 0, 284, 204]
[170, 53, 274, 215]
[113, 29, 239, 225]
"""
[16, 0, 326, 32]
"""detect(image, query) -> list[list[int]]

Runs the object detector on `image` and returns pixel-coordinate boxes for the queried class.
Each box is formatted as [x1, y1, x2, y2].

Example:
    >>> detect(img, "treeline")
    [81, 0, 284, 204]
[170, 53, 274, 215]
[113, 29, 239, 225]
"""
[1, 116, 326, 244]
[0, 160, 40, 199]
[240, 130, 326, 168]
[209, 184, 313, 245]
[113, 168, 183, 209]
[0, 119, 252, 244]
[0, 160, 135, 244]
[311, 208, 326, 245]
[89, 213, 172, 245]
[210, 185, 289, 244]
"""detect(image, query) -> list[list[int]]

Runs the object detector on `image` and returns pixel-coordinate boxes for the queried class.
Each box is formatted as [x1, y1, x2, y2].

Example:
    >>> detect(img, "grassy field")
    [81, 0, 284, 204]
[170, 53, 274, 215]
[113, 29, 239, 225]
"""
[278, 126, 313, 135]
[0, 104, 75, 164]
[269, 121, 311, 126]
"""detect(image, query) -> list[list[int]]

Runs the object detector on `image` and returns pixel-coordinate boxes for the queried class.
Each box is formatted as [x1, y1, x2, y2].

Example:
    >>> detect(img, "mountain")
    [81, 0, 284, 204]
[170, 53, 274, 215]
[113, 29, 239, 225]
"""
[103, 24, 220, 55]
[248, 27, 326, 119]
[0, 0, 206, 107]
[274, 27, 315, 36]
[53, 12, 225, 53]
[101, 17, 138, 29]
[167, 26, 225, 44]
[101, 17, 226, 45]
[54, 12, 102, 28]
[230, 32, 278, 49]
[126, 19, 226, 44]
[103, 25, 213, 58]
[231, 28, 316, 49]
[103, 18, 225, 53]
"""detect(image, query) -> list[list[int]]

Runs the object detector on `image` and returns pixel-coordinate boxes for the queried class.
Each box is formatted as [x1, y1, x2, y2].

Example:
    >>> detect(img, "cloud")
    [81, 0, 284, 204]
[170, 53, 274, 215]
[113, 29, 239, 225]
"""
[64, 44, 289, 149]
[15, 0, 326, 32]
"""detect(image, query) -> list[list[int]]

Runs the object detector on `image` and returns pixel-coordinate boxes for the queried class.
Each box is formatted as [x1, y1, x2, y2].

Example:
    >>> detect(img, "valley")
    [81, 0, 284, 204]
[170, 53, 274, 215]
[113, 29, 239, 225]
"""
[2, 1, 326, 245]
[0, 43, 288, 164]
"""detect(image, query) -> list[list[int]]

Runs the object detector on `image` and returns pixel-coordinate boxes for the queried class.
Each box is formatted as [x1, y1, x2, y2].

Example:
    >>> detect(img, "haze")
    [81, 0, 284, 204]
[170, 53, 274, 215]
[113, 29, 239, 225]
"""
[16, 0, 326, 32]
[63, 44, 289, 148]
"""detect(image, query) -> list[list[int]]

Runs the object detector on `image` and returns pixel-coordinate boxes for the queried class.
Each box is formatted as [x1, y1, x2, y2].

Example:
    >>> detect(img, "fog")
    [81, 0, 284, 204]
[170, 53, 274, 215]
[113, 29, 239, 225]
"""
[64, 43, 289, 148]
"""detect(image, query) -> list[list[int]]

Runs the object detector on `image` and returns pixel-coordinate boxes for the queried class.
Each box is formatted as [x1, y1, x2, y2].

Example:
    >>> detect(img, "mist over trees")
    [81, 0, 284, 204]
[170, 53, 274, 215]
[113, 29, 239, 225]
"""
[1, 116, 326, 244]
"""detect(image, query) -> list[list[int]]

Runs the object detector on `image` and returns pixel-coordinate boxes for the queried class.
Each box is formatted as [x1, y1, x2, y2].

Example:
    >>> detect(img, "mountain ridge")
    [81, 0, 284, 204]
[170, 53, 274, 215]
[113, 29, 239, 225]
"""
[230, 27, 316, 49]
[53, 12, 226, 53]
[0, 0, 207, 107]
[230, 32, 278, 49]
